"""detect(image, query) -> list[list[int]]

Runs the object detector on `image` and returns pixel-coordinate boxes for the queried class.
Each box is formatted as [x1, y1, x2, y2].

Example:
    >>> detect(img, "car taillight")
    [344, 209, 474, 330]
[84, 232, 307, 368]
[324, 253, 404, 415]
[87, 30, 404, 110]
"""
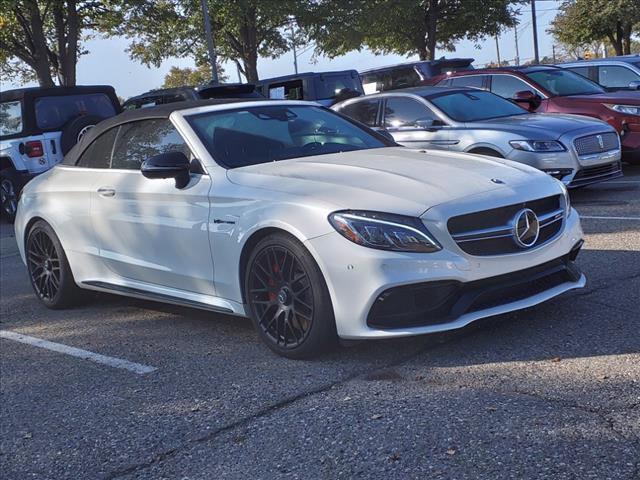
[25, 140, 44, 158]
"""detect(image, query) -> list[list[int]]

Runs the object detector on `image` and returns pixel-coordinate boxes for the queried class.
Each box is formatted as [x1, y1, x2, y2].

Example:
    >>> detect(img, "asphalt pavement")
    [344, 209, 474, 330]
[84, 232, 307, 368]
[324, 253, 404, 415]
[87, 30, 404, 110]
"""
[1, 165, 639, 480]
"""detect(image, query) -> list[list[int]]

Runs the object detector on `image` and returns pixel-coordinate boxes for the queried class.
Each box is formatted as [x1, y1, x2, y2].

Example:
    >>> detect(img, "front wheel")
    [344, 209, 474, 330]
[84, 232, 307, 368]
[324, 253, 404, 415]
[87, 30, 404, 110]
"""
[245, 233, 337, 359]
[26, 221, 84, 309]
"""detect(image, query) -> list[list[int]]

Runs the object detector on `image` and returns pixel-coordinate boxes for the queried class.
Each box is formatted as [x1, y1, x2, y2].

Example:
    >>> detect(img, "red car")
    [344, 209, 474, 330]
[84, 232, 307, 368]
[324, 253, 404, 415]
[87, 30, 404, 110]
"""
[435, 66, 640, 163]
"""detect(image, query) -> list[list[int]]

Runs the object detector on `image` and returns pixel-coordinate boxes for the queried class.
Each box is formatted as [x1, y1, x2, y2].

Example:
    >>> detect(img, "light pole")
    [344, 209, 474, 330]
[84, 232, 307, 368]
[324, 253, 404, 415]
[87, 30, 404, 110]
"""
[289, 17, 298, 74]
[531, 0, 540, 64]
[514, 25, 520, 66]
[200, 0, 219, 85]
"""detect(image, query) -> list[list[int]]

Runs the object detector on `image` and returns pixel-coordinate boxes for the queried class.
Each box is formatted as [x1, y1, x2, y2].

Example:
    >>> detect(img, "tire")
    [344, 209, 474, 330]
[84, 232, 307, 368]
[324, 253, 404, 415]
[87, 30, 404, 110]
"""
[60, 115, 104, 154]
[244, 232, 337, 359]
[469, 148, 504, 158]
[26, 220, 84, 309]
[0, 169, 19, 223]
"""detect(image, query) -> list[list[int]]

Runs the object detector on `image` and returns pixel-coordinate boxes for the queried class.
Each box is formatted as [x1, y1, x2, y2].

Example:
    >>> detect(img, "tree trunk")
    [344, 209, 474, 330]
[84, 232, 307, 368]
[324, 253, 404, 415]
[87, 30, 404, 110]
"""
[24, 0, 56, 87]
[243, 53, 259, 82]
[53, 0, 79, 86]
[423, 0, 439, 61]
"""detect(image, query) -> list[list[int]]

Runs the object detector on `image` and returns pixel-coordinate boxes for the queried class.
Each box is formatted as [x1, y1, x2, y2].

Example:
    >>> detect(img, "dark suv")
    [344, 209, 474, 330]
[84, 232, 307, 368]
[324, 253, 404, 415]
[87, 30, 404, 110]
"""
[122, 83, 263, 110]
[437, 66, 640, 163]
[360, 58, 474, 93]
[0, 85, 121, 221]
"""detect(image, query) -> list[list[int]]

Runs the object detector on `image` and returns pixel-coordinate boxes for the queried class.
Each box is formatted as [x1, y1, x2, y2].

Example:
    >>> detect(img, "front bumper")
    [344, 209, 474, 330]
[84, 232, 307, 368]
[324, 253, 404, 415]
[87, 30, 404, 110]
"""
[306, 209, 584, 339]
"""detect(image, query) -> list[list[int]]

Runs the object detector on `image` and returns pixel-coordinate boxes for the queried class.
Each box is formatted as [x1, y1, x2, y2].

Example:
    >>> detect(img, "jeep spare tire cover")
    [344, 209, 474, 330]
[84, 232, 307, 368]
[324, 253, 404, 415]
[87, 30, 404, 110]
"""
[60, 115, 104, 155]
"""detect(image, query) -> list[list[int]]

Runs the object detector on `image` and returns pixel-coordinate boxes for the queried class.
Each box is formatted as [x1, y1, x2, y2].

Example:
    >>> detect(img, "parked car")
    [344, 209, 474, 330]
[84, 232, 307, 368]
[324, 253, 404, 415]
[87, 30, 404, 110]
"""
[0, 85, 121, 221]
[436, 66, 640, 163]
[333, 86, 622, 188]
[255, 70, 363, 106]
[360, 58, 474, 94]
[122, 83, 262, 110]
[557, 55, 640, 91]
[15, 98, 584, 358]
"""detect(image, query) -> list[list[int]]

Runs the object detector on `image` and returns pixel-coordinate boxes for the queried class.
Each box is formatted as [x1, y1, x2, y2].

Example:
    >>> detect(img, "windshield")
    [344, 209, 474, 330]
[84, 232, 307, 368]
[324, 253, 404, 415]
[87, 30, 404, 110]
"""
[428, 90, 528, 122]
[187, 105, 389, 169]
[526, 69, 604, 96]
[35, 93, 117, 130]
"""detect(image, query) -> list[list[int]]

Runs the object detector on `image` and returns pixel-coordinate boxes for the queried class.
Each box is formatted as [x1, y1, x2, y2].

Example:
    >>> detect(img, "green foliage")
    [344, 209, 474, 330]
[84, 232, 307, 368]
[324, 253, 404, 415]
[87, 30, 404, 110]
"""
[162, 64, 228, 88]
[300, 0, 519, 61]
[549, 0, 640, 56]
[0, 0, 113, 87]
[109, 0, 306, 82]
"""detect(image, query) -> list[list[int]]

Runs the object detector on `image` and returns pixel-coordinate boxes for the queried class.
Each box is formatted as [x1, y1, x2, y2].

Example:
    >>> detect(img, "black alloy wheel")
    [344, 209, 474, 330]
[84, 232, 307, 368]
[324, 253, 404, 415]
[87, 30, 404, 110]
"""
[0, 172, 18, 222]
[26, 221, 83, 308]
[245, 233, 336, 358]
[27, 228, 61, 302]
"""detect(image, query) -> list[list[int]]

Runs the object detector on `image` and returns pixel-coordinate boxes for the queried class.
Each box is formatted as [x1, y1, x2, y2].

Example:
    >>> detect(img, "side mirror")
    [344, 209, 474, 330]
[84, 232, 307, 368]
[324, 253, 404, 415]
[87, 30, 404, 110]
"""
[512, 90, 541, 111]
[628, 80, 640, 90]
[141, 151, 191, 189]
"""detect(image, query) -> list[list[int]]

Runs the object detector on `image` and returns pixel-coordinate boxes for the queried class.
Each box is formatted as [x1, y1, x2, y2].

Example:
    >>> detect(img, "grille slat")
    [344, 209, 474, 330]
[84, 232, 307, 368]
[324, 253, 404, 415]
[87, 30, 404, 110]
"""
[570, 161, 623, 188]
[573, 132, 619, 156]
[448, 195, 564, 256]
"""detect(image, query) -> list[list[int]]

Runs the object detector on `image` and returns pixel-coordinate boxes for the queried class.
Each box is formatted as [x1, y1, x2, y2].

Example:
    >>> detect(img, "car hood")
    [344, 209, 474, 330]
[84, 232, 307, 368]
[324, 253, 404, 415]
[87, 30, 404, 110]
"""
[226, 147, 550, 216]
[556, 91, 640, 105]
[470, 113, 610, 139]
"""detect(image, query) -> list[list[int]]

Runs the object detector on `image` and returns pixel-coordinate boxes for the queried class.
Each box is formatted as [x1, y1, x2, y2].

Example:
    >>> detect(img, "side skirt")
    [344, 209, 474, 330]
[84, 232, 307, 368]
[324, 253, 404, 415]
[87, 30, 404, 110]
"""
[81, 280, 242, 316]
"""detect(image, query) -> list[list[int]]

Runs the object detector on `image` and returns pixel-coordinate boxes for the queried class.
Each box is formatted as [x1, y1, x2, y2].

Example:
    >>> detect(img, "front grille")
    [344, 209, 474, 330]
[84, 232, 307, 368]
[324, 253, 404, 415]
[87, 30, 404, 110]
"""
[570, 161, 622, 187]
[573, 132, 619, 156]
[367, 251, 583, 329]
[448, 195, 563, 256]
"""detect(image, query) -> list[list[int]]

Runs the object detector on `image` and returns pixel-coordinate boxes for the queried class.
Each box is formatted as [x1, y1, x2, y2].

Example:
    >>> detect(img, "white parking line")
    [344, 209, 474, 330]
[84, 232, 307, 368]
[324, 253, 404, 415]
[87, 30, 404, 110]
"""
[0, 331, 157, 375]
[580, 215, 640, 221]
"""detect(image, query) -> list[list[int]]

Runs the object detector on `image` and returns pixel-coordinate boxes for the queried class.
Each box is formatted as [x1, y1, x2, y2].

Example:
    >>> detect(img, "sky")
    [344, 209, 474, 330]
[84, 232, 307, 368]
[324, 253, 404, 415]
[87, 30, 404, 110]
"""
[2, 1, 562, 100]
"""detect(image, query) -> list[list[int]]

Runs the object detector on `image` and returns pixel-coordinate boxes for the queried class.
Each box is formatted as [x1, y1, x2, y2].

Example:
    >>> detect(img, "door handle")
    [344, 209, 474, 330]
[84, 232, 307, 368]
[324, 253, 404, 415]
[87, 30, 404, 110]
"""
[97, 187, 116, 197]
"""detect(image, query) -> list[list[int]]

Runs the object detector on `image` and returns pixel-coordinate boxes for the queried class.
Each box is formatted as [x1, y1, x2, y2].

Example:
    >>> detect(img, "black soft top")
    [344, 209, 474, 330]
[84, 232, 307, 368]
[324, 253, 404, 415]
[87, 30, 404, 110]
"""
[0, 85, 118, 103]
[63, 98, 268, 165]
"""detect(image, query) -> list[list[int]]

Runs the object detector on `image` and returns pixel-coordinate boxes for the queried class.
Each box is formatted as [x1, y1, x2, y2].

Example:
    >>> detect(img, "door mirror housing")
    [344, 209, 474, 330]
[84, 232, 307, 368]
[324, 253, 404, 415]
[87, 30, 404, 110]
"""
[141, 151, 191, 189]
[512, 90, 541, 111]
[628, 80, 640, 91]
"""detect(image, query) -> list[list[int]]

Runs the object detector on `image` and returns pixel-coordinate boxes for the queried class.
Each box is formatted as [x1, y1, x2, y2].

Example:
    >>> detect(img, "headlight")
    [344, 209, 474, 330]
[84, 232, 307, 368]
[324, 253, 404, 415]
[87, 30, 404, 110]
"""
[509, 140, 566, 152]
[604, 104, 640, 116]
[328, 211, 441, 253]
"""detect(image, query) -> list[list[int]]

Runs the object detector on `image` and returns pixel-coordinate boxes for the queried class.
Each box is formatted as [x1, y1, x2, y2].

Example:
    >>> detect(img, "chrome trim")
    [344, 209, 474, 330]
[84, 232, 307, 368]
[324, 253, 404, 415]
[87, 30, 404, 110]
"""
[452, 208, 563, 242]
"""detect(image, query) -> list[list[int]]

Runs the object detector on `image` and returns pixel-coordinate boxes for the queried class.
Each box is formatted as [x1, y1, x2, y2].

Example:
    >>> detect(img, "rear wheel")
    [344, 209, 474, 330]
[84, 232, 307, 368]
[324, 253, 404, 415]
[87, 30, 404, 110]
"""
[0, 169, 19, 223]
[245, 233, 337, 359]
[26, 221, 83, 308]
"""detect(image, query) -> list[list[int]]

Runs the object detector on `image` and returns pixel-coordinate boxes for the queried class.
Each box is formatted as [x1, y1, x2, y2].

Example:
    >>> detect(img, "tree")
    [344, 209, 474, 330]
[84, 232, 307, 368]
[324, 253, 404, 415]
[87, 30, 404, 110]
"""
[300, 0, 519, 61]
[550, 0, 640, 56]
[162, 64, 228, 88]
[111, 0, 305, 82]
[0, 0, 110, 87]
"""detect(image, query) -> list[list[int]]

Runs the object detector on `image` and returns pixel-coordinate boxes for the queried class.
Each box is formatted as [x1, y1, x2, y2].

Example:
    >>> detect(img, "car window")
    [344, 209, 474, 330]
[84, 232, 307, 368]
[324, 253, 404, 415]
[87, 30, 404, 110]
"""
[428, 90, 527, 122]
[388, 67, 421, 90]
[0, 101, 23, 136]
[34, 93, 117, 130]
[526, 69, 604, 96]
[76, 127, 119, 169]
[338, 100, 380, 126]
[566, 66, 591, 80]
[361, 72, 385, 94]
[268, 80, 304, 100]
[597, 65, 639, 89]
[111, 119, 190, 170]
[384, 97, 435, 128]
[490, 75, 534, 98]
[187, 105, 389, 169]
[450, 75, 486, 89]
[316, 75, 363, 99]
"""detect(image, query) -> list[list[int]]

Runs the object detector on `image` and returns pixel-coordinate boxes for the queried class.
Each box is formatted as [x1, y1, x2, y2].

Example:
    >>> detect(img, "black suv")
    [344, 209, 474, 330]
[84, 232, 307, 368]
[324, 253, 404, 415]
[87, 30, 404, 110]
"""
[360, 58, 474, 93]
[0, 85, 121, 221]
[122, 83, 263, 110]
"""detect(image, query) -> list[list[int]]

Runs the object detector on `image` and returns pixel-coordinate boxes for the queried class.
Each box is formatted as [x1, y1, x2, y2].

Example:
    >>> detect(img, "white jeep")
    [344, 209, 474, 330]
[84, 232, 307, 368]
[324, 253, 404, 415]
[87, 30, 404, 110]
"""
[0, 85, 121, 222]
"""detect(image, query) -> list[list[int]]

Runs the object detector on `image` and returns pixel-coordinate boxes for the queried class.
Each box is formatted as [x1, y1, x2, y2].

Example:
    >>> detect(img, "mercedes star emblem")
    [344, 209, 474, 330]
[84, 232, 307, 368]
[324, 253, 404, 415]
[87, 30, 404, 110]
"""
[513, 208, 540, 248]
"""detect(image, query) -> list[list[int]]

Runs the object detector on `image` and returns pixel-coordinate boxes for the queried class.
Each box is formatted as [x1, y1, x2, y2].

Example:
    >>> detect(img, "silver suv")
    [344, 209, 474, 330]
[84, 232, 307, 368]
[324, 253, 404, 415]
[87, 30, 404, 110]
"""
[0, 85, 121, 221]
[333, 86, 622, 188]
